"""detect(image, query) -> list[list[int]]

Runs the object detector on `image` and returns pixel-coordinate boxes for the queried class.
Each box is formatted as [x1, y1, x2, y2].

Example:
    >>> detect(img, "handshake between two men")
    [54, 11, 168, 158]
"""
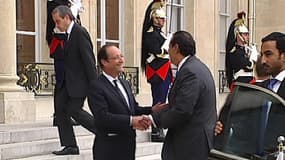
[132, 102, 169, 130]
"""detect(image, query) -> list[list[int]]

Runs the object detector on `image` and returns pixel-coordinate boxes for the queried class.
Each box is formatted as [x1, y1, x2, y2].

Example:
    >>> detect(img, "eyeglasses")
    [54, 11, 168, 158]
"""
[107, 54, 124, 60]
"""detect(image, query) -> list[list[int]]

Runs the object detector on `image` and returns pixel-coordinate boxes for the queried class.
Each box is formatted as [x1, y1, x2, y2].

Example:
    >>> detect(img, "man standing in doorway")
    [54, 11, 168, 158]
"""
[141, 0, 171, 142]
[225, 11, 258, 90]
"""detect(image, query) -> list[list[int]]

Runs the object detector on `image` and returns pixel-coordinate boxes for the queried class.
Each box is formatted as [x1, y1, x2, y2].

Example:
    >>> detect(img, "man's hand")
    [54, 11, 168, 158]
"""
[214, 121, 223, 136]
[132, 115, 151, 130]
[152, 102, 169, 113]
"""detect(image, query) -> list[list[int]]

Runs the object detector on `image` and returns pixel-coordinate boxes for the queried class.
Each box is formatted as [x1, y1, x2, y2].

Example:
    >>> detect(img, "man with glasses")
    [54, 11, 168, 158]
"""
[88, 44, 163, 160]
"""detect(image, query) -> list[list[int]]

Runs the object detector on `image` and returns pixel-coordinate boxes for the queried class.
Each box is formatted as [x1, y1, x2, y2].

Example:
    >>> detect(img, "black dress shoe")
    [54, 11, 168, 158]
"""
[52, 146, 79, 155]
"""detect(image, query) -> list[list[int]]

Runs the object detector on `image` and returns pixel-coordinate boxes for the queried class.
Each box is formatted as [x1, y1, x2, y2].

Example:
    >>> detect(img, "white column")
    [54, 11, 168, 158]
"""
[0, 1, 36, 123]
[0, 0, 22, 91]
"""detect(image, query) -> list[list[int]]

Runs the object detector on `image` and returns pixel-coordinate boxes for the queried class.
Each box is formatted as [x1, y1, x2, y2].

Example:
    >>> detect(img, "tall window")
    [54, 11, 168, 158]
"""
[16, 0, 40, 64]
[166, 0, 184, 34]
[219, 0, 230, 70]
[165, 0, 184, 76]
[97, 0, 120, 52]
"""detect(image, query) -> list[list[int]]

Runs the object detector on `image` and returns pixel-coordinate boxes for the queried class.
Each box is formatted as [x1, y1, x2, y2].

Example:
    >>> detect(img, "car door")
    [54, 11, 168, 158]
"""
[209, 82, 285, 160]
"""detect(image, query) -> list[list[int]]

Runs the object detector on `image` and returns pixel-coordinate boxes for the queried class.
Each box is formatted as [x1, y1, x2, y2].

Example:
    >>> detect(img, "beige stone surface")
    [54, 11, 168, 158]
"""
[0, 92, 36, 123]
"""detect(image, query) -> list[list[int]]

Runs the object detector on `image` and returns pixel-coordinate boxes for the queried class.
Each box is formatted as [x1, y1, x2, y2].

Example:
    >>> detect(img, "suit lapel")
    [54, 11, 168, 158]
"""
[120, 79, 134, 114]
[277, 79, 285, 99]
[171, 56, 192, 91]
[101, 75, 131, 113]
[64, 23, 77, 56]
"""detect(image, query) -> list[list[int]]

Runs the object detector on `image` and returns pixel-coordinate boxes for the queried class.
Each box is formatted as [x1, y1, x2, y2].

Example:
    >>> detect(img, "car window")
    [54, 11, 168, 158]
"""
[214, 82, 285, 159]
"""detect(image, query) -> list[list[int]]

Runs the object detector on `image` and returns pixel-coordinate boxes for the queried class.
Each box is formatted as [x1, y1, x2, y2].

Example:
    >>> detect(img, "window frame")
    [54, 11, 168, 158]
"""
[219, 0, 231, 70]
[16, 0, 41, 63]
[165, 0, 185, 34]
[97, 0, 122, 49]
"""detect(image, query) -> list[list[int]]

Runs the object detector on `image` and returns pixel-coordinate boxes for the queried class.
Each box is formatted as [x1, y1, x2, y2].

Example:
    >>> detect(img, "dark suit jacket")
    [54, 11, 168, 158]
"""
[259, 78, 285, 150]
[152, 56, 217, 160]
[63, 23, 97, 97]
[88, 75, 152, 160]
[142, 25, 171, 83]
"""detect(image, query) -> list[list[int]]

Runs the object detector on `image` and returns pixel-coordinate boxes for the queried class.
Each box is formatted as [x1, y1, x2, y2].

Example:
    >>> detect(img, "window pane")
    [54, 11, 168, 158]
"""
[219, 53, 225, 70]
[220, 16, 227, 51]
[220, 0, 227, 13]
[16, 0, 35, 31]
[170, 0, 182, 4]
[97, 41, 101, 53]
[106, 0, 119, 40]
[167, 6, 182, 33]
[17, 34, 35, 63]
[97, 0, 101, 39]
[106, 42, 119, 47]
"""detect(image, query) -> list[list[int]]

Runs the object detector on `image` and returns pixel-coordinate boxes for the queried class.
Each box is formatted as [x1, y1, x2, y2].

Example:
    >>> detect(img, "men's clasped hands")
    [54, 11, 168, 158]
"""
[132, 102, 169, 130]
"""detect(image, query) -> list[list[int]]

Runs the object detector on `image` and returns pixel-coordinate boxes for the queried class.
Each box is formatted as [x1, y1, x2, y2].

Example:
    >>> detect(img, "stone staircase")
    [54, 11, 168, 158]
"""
[0, 121, 162, 160]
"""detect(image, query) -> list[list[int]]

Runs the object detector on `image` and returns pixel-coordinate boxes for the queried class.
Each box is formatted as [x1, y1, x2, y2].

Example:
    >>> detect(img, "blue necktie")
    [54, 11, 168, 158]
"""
[267, 78, 278, 91]
[257, 78, 279, 155]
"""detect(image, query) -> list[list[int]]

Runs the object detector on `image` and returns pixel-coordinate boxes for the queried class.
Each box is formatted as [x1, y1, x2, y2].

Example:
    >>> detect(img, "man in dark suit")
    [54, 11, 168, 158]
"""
[51, 5, 97, 155]
[260, 32, 285, 97]
[259, 32, 285, 154]
[151, 31, 217, 160]
[215, 32, 285, 156]
[215, 32, 285, 132]
[87, 44, 154, 160]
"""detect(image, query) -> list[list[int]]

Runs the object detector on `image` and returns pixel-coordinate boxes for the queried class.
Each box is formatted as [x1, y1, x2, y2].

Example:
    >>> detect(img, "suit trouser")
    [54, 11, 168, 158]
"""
[54, 85, 96, 147]
[93, 134, 136, 160]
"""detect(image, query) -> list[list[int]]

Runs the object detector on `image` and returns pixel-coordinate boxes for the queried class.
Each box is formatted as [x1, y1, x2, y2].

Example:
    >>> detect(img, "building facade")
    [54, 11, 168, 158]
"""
[0, 0, 284, 123]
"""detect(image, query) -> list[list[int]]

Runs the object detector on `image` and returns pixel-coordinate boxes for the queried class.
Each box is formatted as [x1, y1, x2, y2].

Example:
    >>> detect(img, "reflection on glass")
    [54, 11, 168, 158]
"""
[214, 84, 285, 158]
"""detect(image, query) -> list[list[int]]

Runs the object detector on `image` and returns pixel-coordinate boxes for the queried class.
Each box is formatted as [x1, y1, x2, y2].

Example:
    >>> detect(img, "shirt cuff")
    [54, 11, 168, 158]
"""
[130, 116, 132, 126]
[148, 115, 157, 128]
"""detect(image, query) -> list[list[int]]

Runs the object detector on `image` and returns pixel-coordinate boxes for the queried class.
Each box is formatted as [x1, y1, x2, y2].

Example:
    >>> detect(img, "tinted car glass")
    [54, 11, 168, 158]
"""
[212, 82, 285, 159]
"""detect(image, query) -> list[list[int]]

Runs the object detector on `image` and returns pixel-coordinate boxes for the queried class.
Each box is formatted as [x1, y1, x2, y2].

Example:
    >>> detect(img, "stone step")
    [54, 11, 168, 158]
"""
[13, 142, 162, 160]
[136, 154, 161, 160]
[0, 135, 93, 160]
[0, 121, 150, 144]
[0, 122, 90, 145]
[0, 121, 155, 159]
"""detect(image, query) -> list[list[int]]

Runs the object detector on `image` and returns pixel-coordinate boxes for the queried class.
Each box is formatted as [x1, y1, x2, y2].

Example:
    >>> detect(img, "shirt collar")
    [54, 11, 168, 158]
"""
[272, 70, 285, 82]
[66, 21, 74, 35]
[177, 56, 190, 71]
[102, 71, 118, 86]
